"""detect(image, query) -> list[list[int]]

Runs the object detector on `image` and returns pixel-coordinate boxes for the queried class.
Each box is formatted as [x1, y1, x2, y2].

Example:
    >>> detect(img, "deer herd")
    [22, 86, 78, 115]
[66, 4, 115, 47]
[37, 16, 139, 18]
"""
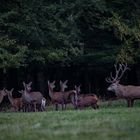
[0, 63, 140, 112]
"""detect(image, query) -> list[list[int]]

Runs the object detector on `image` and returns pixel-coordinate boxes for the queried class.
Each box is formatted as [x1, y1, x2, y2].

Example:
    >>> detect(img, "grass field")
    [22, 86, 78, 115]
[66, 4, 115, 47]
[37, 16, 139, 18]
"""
[0, 100, 140, 140]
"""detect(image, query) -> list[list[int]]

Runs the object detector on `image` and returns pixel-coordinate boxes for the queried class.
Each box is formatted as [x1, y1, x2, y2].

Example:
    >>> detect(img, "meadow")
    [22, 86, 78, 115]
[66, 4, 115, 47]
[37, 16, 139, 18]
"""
[0, 100, 140, 140]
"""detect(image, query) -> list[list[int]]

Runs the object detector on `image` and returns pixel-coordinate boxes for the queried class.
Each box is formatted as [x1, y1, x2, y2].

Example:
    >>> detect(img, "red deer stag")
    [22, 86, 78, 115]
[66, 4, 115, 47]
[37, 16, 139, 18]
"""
[74, 85, 99, 109]
[5, 88, 22, 112]
[59, 80, 78, 109]
[106, 63, 140, 107]
[21, 82, 46, 112]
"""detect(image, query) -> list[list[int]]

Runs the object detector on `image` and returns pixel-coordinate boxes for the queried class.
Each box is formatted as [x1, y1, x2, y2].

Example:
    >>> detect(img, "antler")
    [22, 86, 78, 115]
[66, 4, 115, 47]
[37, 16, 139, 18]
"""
[117, 63, 130, 80]
[106, 63, 130, 83]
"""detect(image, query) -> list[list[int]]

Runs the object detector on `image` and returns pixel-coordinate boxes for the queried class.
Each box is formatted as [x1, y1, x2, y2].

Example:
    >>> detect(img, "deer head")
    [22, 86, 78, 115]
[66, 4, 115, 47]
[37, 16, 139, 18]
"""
[48, 81, 56, 91]
[5, 88, 14, 97]
[1, 88, 7, 96]
[106, 63, 130, 92]
[23, 82, 32, 92]
[60, 80, 68, 92]
[75, 85, 81, 95]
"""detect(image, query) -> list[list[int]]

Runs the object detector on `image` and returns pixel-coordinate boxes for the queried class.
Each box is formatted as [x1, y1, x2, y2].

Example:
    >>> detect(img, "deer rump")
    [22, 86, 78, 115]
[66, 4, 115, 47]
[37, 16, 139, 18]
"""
[63, 90, 76, 103]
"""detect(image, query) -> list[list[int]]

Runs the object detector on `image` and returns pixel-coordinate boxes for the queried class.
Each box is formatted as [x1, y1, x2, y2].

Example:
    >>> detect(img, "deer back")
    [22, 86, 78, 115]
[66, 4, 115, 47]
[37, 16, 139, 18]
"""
[29, 91, 44, 102]
[77, 95, 98, 107]
[50, 91, 64, 104]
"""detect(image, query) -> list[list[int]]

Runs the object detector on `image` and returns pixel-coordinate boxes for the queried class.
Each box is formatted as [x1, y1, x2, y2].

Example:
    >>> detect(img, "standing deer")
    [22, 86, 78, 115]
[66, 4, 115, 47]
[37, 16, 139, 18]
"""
[21, 82, 46, 112]
[59, 80, 78, 109]
[5, 88, 22, 112]
[74, 85, 99, 109]
[0, 88, 7, 105]
[0, 88, 7, 111]
[60, 80, 70, 109]
[48, 80, 65, 110]
[106, 63, 140, 107]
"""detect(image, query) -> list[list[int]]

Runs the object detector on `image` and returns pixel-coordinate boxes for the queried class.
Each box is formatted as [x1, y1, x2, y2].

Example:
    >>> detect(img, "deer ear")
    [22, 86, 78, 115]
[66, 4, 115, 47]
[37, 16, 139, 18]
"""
[48, 81, 50, 85]
[28, 82, 32, 86]
[60, 80, 62, 85]
[18, 90, 21, 93]
[5, 89, 8, 93]
[75, 85, 77, 89]
[10, 88, 14, 93]
[23, 82, 26, 88]
[18, 90, 22, 94]
[3, 88, 6, 91]
[18, 90, 24, 94]
[53, 80, 56, 84]
[64, 80, 68, 84]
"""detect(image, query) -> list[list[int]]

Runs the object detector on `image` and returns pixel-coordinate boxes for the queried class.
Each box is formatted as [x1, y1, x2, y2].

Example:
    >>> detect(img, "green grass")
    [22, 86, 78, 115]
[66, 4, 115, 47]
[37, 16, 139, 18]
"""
[1, 100, 140, 140]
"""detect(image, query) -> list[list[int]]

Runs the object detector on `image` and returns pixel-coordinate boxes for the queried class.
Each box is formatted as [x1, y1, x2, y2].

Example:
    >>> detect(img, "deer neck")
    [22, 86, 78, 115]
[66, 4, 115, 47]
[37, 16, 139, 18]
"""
[0, 93, 4, 103]
[115, 84, 125, 97]
[60, 87, 65, 92]
[48, 86, 53, 98]
[8, 95, 14, 106]
[22, 89, 32, 103]
[23, 88, 30, 95]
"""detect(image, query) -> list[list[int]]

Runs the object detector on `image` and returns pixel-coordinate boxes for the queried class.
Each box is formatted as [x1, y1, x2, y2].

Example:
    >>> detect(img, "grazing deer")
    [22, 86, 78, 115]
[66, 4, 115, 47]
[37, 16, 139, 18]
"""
[74, 85, 99, 109]
[5, 88, 22, 112]
[106, 63, 140, 107]
[21, 82, 46, 112]
[59, 80, 78, 109]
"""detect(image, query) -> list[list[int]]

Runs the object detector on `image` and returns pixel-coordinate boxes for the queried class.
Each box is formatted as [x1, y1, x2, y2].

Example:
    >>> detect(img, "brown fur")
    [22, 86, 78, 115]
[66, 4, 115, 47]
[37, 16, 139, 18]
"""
[22, 82, 46, 112]
[48, 81, 65, 110]
[6, 89, 23, 112]
[10, 98, 23, 111]
[76, 95, 99, 109]
[0, 89, 7, 104]
[62, 90, 77, 109]
[108, 81, 140, 107]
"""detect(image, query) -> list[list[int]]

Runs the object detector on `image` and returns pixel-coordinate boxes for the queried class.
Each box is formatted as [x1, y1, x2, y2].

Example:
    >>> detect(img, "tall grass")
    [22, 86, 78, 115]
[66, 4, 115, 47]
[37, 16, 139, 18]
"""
[0, 100, 140, 140]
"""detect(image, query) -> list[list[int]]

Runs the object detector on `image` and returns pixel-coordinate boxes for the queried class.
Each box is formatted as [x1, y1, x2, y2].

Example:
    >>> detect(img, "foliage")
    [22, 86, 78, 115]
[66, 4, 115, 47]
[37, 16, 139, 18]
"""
[0, 35, 28, 72]
[0, 0, 140, 69]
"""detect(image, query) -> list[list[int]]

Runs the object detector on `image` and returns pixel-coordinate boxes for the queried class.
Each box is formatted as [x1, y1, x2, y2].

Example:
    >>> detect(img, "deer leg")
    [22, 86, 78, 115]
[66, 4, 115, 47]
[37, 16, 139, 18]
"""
[93, 103, 99, 109]
[91, 104, 96, 109]
[65, 104, 67, 109]
[61, 103, 64, 110]
[33, 102, 37, 112]
[96, 104, 99, 109]
[28, 104, 32, 112]
[15, 106, 18, 112]
[131, 99, 134, 107]
[55, 104, 58, 111]
[127, 99, 131, 107]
